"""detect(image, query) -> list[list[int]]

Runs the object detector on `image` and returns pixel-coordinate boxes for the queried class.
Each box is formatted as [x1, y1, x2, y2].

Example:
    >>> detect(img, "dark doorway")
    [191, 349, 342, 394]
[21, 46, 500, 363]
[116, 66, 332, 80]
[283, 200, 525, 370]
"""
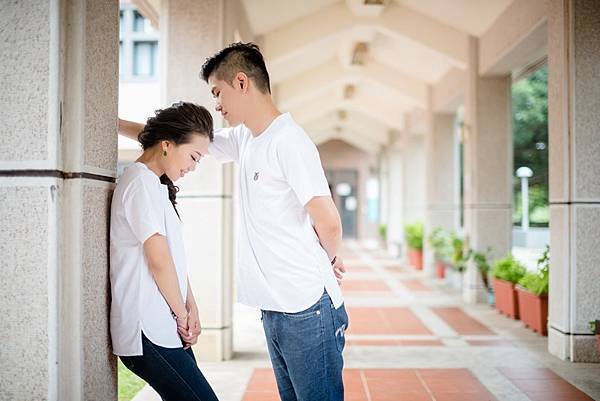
[326, 169, 359, 238]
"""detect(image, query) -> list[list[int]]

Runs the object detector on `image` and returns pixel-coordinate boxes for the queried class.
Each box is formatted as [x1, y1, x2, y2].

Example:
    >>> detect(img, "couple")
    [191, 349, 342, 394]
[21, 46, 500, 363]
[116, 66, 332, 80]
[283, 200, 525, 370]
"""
[111, 42, 349, 401]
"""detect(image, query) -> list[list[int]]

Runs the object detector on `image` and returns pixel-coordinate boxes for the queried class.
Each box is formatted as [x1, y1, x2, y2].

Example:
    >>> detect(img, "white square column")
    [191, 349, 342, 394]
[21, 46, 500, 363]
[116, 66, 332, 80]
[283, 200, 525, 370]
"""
[383, 136, 405, 257]
[0, 1, 120, 399]
[424, 112, 460, 274]
[161, 0, 238, 361]
[463, 36, 513, 304]
[547, 0, 600, 363]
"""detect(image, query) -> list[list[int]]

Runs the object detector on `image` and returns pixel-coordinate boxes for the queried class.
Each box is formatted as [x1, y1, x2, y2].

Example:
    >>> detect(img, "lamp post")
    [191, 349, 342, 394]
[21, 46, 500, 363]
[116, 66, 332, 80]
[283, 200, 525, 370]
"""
[516, 167, 534, 232]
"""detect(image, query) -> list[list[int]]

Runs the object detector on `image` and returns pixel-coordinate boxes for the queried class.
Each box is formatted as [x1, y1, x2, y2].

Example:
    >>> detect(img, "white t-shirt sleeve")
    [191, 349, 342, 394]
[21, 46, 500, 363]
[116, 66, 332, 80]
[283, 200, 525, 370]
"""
[122, 177, 166, 244]
[277, 132, 331, 206]
[208, 127, 244, 163]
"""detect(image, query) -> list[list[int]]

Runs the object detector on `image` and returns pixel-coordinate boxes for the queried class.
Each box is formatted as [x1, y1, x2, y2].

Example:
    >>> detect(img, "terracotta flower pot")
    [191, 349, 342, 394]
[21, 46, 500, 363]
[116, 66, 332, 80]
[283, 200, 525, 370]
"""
[407, 248, 423, 270]
[493, 278, 519, 319]
[435, 261, 446, 279]
[516, 286, 548, 335]
[596, 335, 600, 355]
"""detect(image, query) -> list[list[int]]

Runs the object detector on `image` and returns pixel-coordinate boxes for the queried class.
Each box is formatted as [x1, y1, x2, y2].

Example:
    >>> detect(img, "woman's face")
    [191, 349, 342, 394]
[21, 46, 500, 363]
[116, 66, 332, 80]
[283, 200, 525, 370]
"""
[162, 133, 211, 182]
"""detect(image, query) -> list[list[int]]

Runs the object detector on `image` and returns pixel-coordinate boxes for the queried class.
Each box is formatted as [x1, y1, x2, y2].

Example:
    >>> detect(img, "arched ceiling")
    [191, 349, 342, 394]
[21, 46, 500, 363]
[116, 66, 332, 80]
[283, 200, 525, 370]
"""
[239, 0, 515, 154]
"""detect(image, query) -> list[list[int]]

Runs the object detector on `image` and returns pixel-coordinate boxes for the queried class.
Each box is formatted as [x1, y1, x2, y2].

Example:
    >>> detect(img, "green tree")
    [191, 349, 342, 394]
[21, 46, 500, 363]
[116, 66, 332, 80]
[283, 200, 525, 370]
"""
[512, 66, 549, 226]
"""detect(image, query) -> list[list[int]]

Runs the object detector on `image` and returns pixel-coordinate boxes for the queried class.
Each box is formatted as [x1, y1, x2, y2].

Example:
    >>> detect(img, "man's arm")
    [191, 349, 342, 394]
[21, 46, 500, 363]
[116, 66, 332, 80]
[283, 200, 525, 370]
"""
[305, 196, 342, 260]
[119, 118, 144, 141]
[305, 196, 346, 281]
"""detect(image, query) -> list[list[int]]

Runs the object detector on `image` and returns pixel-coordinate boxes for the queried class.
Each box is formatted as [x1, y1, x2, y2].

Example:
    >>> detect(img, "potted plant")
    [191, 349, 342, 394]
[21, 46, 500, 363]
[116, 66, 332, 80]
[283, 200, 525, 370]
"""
[492, 255, 526, 319]
[446, 233, 466, 289]
[469, 248, 493, 305]
[516, 246, 549, 335]
[378, 223, 387, 249]
[469, 248, 491, 290]
[589, 320, 600, 354]
[428, 227, 451, 279]
[404, 222, 423, 270]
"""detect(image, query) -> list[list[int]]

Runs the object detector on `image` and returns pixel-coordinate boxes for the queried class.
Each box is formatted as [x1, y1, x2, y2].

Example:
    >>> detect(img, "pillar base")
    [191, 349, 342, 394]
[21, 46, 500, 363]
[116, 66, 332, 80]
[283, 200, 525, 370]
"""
[193, 327, 233, 362]
[548, 326, 600, 363]
[463, 287, 488, 304]
[462, 265, 488, 304]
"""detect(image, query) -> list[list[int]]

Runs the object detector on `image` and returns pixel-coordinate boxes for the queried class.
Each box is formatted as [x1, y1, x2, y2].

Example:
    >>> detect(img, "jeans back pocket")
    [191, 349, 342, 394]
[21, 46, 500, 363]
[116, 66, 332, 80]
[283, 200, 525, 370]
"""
[333, 303, 349, 353]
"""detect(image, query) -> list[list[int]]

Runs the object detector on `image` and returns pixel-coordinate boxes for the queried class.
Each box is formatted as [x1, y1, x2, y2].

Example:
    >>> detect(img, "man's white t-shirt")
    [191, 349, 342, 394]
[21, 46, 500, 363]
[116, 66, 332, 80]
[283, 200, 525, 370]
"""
[209, 112, 344, 313]
[109, 162, 188, 356]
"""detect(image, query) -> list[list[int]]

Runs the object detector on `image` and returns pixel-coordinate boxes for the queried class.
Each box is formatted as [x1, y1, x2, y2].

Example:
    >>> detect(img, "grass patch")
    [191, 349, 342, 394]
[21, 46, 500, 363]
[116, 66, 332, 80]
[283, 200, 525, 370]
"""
[118, 359, 146, 401]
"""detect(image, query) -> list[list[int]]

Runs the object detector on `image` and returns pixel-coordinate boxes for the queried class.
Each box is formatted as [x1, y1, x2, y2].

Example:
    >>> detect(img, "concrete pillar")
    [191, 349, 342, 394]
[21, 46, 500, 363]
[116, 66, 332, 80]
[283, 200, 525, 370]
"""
[547, 0, 600, 363]
[402, 111, 427, 230]
[463, 36, 512, 303]
[385, 135, 405, 257]
[403, 134, 426, 225]
[424, 113, 460, 273]
[161, 0, 235, 361]
[0, 1, 119, 400]
[377, 150, 389, 240]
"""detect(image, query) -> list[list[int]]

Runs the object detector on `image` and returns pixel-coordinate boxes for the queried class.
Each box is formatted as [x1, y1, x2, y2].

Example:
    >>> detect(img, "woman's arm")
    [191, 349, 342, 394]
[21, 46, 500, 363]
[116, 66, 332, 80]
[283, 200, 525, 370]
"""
[119, 118, 144, 141]
[186, 279, 199, 317]
[143, 233, 188, 325]
[179, 279, 201, 348]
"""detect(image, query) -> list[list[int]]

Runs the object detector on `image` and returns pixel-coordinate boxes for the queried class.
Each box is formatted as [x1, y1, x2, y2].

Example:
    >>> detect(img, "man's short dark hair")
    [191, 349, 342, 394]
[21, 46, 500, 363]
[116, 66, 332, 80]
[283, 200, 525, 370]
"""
[200, 42, 271, 94]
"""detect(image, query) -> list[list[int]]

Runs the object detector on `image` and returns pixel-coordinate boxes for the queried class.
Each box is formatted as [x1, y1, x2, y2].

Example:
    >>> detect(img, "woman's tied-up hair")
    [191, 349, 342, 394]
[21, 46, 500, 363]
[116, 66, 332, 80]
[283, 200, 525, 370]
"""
[138, 101, 214, 218]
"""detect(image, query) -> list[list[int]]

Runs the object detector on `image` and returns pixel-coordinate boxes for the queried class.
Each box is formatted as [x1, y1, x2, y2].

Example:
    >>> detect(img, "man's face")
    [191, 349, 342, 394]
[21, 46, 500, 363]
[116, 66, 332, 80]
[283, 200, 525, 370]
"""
[209, 75, 244, 126]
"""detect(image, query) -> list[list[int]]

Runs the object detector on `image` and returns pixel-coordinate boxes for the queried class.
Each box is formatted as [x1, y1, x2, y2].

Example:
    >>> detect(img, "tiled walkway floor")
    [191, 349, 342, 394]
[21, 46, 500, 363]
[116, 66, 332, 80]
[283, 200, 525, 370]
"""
[236, 242, 599, 401]
[133, 241, 600, 401]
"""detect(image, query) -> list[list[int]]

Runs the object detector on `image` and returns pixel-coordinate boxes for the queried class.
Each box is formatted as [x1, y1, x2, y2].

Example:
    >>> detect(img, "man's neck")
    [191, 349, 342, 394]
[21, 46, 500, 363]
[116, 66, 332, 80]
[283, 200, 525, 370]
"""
[244, 96, 282, 137]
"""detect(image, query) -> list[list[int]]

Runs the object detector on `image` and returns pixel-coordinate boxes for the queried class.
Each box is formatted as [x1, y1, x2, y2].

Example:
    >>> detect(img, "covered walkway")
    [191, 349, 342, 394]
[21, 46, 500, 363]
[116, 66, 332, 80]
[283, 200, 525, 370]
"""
[134, 242, 600, 401]
[2, 1, 600, 400]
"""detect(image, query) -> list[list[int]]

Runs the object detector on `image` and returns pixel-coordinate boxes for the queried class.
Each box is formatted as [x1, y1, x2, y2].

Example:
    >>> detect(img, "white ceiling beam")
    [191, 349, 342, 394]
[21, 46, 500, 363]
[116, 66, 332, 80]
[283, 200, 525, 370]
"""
[432, 67, 465, 113]
[479, 0, 548, 76]
[276, 59, 427, 110]
[303, 111, 393, 140]
[311, 129, 381, 154]
[305, 116, 389, 145]
[289, 92, 408, 130]
[261, 2, 468, 73]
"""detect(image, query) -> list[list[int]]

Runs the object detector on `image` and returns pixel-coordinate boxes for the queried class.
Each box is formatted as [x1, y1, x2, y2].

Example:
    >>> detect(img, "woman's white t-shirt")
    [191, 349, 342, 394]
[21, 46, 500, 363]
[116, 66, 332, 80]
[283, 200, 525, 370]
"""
[109, 162, 188, 356]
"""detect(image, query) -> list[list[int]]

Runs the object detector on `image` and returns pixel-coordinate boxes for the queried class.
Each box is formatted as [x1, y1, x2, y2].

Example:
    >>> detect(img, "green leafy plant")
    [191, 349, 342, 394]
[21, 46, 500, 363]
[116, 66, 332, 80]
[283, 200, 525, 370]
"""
[590, 320, 599, 334]
[468, 248, 492, 289]
[449, 233, 466, 272]
[404, 222, 423, 250]
[492, 255, 527, 284]
[517, 245, 549, 295]
[378, 223, 387, 241]
[428, 227, 451, 262]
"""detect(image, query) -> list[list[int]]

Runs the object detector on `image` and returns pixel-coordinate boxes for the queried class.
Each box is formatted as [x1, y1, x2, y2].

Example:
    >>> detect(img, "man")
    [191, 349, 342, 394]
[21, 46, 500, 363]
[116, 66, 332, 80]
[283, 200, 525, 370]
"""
[120, 42, 348, 401]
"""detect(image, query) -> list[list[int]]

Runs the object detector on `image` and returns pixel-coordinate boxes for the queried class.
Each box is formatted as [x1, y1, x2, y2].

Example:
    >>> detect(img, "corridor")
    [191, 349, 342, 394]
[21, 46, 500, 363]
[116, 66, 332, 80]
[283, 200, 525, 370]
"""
[134, 241, 600, 401]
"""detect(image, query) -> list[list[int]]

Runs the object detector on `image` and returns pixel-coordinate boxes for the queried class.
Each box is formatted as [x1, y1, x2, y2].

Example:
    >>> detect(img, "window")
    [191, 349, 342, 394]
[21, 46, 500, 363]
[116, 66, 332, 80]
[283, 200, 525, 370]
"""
[119, 41, 124, 77]
[119, 5, 159, 80]
[133, 41, 157, 77]
[133, 11, 154, 33]
[119, 11, 125, 36]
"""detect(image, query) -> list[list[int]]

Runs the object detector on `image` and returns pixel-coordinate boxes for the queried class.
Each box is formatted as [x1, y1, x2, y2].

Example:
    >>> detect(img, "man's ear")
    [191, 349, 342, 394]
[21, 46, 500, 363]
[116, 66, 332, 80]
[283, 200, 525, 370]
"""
[236, 72, 249, 93]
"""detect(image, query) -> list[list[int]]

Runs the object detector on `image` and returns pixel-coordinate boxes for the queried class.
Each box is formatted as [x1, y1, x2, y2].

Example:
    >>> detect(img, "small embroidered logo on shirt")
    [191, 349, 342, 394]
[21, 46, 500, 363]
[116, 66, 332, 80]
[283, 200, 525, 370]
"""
[254, 172, 260, 181]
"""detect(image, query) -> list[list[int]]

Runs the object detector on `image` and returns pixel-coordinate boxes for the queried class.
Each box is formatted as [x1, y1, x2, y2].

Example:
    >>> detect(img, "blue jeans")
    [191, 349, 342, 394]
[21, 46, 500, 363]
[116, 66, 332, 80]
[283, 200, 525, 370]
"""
[261, 291, 349, 401]
[120, 332, 219, 401]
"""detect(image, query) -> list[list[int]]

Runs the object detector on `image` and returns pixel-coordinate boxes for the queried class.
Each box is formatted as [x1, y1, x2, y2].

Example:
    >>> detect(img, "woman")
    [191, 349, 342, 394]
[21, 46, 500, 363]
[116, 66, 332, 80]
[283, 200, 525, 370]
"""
[110, 102, 219, 401]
